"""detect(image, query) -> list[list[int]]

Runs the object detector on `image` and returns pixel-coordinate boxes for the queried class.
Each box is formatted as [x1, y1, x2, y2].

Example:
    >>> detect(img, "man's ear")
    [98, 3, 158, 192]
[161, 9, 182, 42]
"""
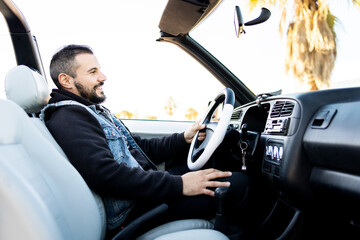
[58, 73, 73, 89]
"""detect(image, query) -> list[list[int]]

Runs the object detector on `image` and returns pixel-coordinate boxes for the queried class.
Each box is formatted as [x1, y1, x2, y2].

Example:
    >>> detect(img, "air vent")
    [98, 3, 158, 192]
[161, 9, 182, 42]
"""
[281, 102, 295, 116]
[231, 108, 243, 120]
[270, 101, 295, 118]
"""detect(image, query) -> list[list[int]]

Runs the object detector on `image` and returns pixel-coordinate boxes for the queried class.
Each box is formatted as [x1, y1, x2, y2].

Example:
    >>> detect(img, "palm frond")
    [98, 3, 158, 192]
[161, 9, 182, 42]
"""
[353, 0, 360, 8]
[284, 0, 336, 90]
[249, 0, 260, 11]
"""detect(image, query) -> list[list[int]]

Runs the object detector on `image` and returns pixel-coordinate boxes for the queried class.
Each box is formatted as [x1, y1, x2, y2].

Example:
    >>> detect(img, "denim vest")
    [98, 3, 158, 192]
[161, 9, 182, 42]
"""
[40, 100, 149, 230]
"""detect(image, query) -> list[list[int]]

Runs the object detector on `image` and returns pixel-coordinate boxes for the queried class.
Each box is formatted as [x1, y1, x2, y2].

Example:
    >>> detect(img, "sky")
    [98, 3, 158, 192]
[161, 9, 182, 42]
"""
[1, 0, 360, 120]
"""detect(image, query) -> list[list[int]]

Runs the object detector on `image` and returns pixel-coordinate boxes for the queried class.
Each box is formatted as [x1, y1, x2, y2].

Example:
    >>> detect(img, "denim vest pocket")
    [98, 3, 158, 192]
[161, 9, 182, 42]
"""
[103, 126, 125, 163]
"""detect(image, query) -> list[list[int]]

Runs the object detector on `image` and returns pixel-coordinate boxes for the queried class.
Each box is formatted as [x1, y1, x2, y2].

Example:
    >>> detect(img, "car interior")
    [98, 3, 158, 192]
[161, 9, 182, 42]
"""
[1, 0, 360, 239]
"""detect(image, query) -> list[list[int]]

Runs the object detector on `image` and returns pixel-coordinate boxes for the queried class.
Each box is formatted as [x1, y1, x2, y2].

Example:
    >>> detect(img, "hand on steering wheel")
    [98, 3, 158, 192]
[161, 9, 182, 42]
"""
[187, 88, 235, 170]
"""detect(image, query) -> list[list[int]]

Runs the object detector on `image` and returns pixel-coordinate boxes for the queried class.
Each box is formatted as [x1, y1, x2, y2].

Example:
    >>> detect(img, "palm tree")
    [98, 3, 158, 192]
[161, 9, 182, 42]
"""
[249, 0, 360, 91]
[164, 97, 177, 116]
[116, 110, 135, 119]
[185, 107, 199, 120]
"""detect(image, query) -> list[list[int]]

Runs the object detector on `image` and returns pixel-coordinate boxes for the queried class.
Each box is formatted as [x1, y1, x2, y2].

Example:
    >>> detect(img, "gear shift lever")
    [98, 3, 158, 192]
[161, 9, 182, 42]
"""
[214, 187, 229, 234]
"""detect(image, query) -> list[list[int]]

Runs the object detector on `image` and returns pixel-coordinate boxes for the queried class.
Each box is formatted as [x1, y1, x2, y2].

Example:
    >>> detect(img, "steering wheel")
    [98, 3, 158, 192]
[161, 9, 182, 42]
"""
[187, 88, 235, 170]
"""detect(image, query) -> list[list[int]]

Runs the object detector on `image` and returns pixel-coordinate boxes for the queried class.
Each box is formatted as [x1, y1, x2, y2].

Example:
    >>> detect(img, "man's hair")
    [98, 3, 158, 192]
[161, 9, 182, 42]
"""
[50, 44, 93, 89]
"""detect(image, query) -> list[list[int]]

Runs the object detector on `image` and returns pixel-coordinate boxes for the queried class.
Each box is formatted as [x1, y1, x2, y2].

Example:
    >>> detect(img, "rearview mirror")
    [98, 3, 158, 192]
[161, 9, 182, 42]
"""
[234, 6, 271, 38]
[234, 6, 244, 38]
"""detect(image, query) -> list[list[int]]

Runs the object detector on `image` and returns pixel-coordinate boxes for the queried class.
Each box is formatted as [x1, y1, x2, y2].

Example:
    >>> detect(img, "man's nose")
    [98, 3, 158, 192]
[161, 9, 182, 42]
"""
[99, 71, 107, 82]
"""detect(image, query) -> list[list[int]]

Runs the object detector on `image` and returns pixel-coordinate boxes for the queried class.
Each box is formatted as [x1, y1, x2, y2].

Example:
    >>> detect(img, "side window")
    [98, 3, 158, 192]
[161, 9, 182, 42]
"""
[107, 47, 225, 122]
[0, 15, 17, 99]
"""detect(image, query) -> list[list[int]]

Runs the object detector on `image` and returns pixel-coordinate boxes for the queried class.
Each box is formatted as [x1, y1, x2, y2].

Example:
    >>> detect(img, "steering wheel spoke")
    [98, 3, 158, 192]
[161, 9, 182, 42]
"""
[206, 122, 218, 131]
[187, 88, 235, 170]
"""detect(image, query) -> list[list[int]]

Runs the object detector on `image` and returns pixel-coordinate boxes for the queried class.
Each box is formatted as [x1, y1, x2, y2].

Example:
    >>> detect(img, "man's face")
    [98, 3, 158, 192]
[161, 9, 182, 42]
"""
[72, 53, 107, 104]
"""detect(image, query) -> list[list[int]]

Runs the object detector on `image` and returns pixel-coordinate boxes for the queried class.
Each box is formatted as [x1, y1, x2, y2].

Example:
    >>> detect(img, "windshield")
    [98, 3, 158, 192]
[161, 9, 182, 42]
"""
[191, 0, 360, 95]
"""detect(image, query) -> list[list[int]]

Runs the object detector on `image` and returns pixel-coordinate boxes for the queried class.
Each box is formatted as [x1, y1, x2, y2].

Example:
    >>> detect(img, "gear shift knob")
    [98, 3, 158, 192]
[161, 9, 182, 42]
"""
[215, 187, 228, 214]
[214, 187, 229, 234]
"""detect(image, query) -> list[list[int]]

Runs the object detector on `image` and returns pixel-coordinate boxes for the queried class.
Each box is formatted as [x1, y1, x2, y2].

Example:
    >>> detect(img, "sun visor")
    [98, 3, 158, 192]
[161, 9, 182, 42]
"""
[159, 0, 220, 36]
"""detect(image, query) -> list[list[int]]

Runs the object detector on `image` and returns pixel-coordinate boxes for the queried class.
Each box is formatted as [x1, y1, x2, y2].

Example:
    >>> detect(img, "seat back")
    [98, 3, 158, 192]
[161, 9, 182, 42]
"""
[1, 65, 106, 239]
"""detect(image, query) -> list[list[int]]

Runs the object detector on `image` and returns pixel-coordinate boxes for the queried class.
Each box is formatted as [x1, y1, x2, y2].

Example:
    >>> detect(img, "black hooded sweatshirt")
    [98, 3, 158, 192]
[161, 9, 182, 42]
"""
[44, 89, 186, 201]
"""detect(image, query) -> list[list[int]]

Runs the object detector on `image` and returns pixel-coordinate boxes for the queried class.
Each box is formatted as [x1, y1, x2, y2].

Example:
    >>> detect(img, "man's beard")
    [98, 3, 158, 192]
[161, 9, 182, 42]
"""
[74, 81, 106, 104]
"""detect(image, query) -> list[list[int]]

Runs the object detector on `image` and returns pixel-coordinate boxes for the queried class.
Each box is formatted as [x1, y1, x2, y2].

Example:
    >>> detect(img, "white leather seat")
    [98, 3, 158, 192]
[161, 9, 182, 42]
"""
[0, 99, 106, 239]
[154, 229, 229, 240]
[137, 219, 222, 240]
[2, 65, 229, 240]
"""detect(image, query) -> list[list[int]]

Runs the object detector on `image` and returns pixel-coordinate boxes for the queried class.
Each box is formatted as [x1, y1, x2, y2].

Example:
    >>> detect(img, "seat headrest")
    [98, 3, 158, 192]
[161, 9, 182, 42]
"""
[5, 65, 50, 114]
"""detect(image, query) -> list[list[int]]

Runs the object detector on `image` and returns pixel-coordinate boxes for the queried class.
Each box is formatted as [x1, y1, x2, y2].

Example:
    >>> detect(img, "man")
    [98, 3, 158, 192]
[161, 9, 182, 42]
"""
[42, 44, 247, 237]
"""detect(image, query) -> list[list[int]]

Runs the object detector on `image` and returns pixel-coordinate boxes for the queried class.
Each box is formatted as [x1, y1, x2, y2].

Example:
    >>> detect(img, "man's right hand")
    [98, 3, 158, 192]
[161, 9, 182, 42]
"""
[181, 168, 232, 197]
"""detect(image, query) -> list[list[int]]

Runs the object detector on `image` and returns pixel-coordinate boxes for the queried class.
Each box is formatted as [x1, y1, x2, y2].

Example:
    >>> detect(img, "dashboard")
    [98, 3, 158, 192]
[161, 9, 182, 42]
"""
[230, 86, 360, 207]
